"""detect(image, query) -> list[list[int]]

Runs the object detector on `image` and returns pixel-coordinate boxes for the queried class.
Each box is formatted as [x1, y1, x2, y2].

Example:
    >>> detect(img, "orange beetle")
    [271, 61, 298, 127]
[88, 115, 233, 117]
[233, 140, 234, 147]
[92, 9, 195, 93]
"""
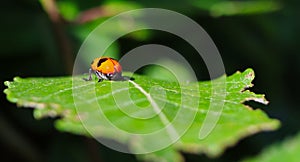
[84, 57, 125, 82]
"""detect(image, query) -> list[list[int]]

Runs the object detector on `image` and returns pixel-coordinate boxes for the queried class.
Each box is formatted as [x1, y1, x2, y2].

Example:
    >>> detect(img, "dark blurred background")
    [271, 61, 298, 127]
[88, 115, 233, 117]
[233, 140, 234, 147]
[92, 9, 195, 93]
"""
[1, 0, 300, 162]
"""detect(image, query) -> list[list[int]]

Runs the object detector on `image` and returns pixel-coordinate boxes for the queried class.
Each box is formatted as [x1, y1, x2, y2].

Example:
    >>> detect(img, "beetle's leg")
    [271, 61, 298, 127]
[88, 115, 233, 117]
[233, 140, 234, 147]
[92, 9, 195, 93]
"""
[83, 68, 93, 81]
[95, 71, 104, 82]
[88, 68, 93, 80]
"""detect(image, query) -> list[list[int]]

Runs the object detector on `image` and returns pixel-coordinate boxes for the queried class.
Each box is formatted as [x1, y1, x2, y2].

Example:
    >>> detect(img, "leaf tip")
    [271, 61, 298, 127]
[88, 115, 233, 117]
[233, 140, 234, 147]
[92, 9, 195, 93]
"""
[4, 81, 11, 87]
[271, 119, 281, 130]
[245, 68, 255, 78]
[3, 84, 17, 103]
[3, 77, 23, 103]
[241, 68, 255, 81]
[13, 76, 22, 82]
[243, 93, 269, 105]
[253, 94, 269, 105]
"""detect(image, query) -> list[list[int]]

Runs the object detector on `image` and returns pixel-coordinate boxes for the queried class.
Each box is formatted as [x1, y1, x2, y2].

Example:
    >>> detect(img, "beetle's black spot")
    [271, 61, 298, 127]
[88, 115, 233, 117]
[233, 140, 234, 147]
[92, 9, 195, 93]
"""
[97, 58, 108, 67]
[91, 60, 94, 64]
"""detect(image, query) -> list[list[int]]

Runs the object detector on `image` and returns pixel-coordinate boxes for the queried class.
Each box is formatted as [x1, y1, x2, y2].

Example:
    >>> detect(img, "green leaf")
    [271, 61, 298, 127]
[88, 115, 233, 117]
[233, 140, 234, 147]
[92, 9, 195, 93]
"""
[56, 1, 141, 22]
[4, 69, 280, 162]
[242, 132, 300, 162]
[56, 0, 79, 21]
[192, 0, 281, 17]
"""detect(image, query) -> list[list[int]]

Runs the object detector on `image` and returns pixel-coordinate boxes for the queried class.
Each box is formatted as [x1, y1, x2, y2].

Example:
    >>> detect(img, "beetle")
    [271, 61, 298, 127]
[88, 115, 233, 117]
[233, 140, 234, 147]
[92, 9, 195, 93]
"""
[84, 57, 127, 82]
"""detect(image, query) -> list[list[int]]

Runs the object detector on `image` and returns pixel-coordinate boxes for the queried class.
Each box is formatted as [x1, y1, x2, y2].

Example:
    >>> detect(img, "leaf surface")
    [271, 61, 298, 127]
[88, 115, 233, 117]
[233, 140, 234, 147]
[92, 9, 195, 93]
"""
[4, 69, 280, 162]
